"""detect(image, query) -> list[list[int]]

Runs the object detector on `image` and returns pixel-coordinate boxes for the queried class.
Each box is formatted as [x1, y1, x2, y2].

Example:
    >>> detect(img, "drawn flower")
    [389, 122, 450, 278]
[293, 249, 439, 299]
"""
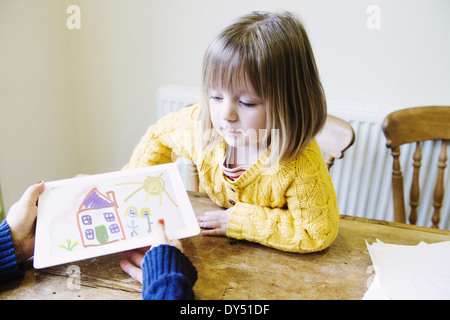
[59, 238, 80, 251]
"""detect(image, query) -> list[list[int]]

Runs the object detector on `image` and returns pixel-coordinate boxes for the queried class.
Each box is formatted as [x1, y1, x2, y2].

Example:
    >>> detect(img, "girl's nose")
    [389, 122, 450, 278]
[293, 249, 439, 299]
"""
[221, 100, 238, 122]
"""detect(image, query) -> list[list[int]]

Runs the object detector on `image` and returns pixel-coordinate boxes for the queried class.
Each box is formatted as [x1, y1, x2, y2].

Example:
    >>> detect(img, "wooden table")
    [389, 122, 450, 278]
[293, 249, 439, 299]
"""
[1, 192, 450, 300]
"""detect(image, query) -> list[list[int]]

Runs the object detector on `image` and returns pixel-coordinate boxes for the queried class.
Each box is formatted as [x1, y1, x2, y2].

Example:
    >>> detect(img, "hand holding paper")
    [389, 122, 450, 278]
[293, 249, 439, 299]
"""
[6, 181, 45, 262]
[120, 218, 182, 283]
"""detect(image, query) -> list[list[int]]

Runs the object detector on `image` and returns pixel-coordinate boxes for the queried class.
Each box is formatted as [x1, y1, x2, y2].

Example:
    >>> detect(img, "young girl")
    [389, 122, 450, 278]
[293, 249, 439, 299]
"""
[124, 11, 339, 253]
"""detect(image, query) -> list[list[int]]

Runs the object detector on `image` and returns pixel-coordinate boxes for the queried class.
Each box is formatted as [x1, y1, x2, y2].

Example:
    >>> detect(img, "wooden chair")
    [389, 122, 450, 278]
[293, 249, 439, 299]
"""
[316, 114, 355, 170]
[188, 114, 355, 191]
[382, 106, 450, 228]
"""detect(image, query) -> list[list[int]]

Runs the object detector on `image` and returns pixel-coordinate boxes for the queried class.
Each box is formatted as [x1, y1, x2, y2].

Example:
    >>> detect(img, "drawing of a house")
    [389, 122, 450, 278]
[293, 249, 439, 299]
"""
[76, 188, 126, 247]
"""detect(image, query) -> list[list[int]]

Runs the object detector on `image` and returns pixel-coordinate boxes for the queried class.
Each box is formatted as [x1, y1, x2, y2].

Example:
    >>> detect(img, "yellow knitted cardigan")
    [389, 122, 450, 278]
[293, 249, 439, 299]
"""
[123, 105, 339, 253]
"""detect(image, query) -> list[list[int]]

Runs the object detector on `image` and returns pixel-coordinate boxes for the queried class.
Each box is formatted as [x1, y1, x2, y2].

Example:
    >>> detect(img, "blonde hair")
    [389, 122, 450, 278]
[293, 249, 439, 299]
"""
[200, 11, 327, 168]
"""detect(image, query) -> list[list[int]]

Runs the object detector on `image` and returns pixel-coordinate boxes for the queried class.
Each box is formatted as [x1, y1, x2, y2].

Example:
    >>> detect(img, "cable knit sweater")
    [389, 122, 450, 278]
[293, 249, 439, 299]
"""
[124, 104, 339, 253]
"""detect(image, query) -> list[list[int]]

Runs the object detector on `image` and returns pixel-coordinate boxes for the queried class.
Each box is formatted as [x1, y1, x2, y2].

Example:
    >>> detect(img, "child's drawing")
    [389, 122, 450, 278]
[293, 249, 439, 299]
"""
[115, 173, 178, 207]
[76, 188, 126, 247]
[34, 164, 199, 269]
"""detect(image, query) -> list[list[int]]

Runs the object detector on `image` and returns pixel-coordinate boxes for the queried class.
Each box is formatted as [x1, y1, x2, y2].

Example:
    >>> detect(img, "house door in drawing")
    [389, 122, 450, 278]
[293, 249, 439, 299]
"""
[76, 188, 126, 247]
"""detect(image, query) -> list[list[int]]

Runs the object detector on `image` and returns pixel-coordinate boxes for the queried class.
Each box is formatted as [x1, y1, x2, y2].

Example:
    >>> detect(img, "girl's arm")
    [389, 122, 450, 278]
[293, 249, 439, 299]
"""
[226, 174, 339, 253]
[123, 105, 199, 170]
[226, 204, 338, 253]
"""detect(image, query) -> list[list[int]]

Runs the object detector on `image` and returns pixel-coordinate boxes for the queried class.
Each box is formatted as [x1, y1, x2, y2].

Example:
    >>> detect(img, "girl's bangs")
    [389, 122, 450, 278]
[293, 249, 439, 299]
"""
[204, 40, 259, 96]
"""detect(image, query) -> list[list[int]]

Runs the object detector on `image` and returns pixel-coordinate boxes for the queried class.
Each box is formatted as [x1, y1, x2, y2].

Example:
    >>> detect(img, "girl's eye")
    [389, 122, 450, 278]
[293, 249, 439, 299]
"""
[239, 101, 256, 107]
[209, 95, 223, 101]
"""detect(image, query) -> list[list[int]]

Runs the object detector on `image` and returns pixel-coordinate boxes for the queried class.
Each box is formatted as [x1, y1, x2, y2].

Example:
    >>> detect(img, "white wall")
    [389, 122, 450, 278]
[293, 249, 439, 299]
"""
[0, 0, 80, 210]
[1, 0, 450, 212]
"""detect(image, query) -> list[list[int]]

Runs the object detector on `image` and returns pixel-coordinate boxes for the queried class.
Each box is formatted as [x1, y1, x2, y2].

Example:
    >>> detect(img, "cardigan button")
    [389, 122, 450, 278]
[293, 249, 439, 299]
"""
[228, 199, 236, 205]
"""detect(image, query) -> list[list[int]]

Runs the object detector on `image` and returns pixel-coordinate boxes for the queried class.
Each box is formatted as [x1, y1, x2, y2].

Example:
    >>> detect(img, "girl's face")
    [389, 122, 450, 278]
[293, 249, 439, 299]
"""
[208, 74, 267, 149]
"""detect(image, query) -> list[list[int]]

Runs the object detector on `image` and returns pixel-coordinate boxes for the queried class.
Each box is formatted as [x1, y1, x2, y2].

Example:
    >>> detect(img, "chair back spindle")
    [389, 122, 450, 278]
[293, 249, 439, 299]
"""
[382, 106, 450, 228]
[409, 142, 421, 225]
[432, 140, 447, 228]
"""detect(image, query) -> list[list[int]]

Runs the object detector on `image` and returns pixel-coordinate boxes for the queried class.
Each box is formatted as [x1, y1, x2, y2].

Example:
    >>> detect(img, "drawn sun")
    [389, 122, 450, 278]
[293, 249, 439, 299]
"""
[115, 173, 178, 207]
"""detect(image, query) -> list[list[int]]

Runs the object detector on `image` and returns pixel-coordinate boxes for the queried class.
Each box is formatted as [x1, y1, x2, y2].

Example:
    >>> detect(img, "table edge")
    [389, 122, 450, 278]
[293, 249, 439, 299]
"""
[339, 214, 450, 235]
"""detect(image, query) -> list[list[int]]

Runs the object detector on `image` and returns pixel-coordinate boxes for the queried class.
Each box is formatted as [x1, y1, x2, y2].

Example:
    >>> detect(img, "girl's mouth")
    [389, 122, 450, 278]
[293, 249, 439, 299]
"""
[223, 128, 242, 136]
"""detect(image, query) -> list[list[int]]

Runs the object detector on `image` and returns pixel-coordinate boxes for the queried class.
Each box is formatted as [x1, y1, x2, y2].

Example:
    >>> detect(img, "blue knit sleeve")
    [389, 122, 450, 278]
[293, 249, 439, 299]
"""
[141, 244, 197, 300]
[0, 220, 24, 283]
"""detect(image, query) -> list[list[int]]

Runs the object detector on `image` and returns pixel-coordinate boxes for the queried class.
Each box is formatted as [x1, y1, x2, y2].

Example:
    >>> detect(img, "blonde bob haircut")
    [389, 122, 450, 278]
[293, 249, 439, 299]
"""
[200, 11, 327, 168]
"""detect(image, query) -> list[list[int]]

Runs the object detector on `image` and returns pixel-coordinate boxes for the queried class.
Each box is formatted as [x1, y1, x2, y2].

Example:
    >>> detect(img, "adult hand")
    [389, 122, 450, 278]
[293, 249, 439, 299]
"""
[120, 219, 182, 283]
[6, 181, 45, 262]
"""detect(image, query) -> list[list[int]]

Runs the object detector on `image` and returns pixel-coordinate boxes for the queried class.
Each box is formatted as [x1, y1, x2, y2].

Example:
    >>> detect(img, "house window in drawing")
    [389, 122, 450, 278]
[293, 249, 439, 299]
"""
[76, 188, 126, 247]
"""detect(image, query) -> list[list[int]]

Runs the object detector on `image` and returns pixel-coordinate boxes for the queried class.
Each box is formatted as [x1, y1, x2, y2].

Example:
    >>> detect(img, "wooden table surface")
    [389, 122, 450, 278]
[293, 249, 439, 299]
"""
[1, 191, 450, 300]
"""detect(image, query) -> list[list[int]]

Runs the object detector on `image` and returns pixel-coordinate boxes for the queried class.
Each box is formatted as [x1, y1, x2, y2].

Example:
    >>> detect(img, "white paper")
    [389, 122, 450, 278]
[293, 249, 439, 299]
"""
[364, 239, 450, 300]
[34, 164, 200, 269]
[363, 273, 391, 300]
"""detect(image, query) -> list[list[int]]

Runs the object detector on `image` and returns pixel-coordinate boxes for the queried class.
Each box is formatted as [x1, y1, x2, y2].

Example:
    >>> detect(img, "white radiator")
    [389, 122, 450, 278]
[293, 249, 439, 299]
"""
[157, 85, 450, 230]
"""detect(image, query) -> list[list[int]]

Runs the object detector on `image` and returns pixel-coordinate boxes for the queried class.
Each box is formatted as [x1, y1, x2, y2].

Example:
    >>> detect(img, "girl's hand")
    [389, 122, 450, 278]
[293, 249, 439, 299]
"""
[197, 207, 232, 236]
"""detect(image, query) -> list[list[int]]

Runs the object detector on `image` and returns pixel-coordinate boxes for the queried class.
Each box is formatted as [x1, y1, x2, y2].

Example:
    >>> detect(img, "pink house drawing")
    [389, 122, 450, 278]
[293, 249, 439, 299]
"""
[76, 188, 126, 247]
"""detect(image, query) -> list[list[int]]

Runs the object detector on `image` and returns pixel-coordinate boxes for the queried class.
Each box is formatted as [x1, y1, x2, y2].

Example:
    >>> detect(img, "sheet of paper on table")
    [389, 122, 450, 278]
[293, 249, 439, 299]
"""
[364, 239, 450, 300]
[34, 164, 199, 269]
